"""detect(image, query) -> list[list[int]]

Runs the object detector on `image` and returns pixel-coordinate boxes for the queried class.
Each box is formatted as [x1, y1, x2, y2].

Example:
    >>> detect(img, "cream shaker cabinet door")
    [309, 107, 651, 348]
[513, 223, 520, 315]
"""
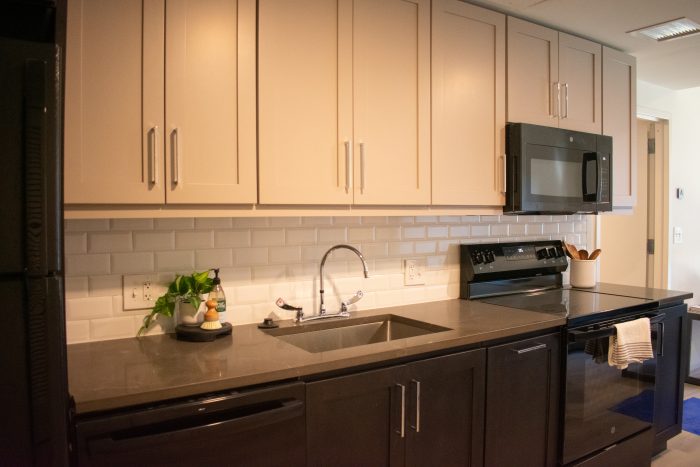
[352, 0, 431, 205]
[507, 17, 558, 127]
[603, 47, 637, 208]
[165, 0, 257, 204]
[65, 0, 165, 204]
[431, 0, 505, 206]
[558, 33, 602, 134]
[258, 0, 353, 205]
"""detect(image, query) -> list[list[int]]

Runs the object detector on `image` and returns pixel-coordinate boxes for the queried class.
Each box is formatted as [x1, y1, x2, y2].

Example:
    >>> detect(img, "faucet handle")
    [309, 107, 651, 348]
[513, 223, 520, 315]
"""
[341, 290, 364, 312]
[275, 297, 302, 312]
[276, 297, 304, 322]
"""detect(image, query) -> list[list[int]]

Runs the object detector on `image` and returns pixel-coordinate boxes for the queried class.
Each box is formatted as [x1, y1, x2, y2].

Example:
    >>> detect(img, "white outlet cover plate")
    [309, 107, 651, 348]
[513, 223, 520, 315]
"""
[123, 274, 167, 310]
[404, 258, 426, 286]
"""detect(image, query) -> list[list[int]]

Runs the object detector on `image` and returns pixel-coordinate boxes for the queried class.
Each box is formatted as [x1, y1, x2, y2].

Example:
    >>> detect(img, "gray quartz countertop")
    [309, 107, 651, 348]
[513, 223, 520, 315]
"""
[573, 282, 693, 305]
[68, 299, 566, 414]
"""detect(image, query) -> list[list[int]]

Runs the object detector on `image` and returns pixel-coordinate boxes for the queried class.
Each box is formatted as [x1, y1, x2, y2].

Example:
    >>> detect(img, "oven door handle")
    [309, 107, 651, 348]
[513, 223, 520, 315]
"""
[568, 313, 666, 343]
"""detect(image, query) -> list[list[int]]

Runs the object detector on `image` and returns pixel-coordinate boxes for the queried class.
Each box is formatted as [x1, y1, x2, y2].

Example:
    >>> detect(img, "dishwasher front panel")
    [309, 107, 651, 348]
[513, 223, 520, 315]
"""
[75, 382, 306, 467]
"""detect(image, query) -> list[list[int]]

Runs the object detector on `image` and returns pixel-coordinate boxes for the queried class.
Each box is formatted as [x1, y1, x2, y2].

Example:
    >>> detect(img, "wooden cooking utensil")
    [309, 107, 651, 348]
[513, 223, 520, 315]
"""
[578, 249, 589, 260]
[588, 249, 602, 260]
[563, 242, 580, 260]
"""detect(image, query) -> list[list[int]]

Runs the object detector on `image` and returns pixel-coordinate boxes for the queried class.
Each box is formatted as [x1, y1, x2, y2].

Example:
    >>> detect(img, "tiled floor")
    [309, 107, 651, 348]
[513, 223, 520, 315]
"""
[651, 384, 700, 467]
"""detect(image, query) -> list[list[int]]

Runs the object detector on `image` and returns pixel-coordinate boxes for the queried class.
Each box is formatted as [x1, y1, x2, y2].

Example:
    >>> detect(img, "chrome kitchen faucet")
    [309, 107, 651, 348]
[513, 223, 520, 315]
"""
[277, 244, 369, 323]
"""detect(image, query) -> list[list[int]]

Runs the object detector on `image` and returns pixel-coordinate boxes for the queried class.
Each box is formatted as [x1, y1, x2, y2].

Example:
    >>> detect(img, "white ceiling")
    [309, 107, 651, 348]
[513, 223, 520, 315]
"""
[471, 0, 700, 90]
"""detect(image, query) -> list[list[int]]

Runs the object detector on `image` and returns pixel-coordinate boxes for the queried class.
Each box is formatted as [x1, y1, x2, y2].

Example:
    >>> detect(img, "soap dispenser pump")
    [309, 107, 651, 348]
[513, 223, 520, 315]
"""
[209, 268, 227, 324]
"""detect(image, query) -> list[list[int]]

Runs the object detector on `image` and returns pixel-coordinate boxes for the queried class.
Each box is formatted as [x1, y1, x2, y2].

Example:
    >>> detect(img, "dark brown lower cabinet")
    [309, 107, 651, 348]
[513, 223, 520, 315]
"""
[484, 332, 561, 467]
[306, 349, 486, 467]
[653, 304, 688, 454]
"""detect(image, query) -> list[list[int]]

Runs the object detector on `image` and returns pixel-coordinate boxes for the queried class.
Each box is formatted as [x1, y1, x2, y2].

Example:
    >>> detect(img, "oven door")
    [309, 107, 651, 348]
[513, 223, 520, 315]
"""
[562, 314, 662, 465]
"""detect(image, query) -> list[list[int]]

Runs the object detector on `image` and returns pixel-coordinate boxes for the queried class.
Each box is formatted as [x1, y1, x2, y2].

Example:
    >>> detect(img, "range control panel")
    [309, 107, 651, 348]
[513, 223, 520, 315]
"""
[461, 240, 568, 283]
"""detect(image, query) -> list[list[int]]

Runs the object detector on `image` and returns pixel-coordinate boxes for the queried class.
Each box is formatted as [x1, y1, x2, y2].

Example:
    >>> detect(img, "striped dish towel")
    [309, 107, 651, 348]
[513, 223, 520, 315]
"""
[608, 317, 653, 369]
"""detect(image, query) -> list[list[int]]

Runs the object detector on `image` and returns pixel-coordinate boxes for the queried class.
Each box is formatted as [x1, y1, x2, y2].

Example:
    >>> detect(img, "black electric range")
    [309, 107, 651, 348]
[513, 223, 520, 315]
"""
[460, 240, 657, 326]
[460, 240, 663, 466]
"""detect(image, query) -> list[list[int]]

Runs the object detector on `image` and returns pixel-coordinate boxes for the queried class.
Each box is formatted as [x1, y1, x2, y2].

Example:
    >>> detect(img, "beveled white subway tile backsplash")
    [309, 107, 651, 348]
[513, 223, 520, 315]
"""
[64, 215, 588, 343]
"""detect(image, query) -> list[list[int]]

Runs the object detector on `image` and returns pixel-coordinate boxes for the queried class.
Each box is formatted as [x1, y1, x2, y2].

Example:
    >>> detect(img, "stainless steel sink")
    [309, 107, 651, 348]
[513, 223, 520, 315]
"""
[265, 314, 451, 353]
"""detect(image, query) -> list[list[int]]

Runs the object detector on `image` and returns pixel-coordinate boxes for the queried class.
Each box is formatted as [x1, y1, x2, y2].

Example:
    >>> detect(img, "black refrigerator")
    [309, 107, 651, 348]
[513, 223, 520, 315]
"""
[1, 3, 70, 466]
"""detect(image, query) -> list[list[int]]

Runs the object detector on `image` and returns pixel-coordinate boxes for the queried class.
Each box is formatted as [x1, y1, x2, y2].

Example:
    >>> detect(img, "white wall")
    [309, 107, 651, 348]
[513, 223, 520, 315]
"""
[64, 215, 586, 343]
[637, 81, 700, 301]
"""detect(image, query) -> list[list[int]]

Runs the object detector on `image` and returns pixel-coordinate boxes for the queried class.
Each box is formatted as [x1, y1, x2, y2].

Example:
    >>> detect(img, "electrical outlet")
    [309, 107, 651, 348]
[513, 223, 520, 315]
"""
[404, 258, 426, 286]
[123, 274, 166, 310]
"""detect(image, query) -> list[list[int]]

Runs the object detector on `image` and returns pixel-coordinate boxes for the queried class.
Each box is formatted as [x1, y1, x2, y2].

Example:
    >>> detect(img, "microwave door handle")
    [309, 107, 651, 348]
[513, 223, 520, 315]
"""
[582, 152, 598, 203]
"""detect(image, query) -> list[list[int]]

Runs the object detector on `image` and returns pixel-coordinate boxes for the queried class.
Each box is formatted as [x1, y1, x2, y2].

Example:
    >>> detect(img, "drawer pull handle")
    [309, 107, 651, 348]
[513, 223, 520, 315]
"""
[512, 343, 547, 355]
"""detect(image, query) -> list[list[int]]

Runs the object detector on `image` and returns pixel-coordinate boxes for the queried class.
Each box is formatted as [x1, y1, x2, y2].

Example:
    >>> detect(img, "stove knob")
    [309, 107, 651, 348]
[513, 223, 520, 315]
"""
[486, 251, 496, 263]
[536, 248, 549, 260]
[473, 252, 483, 264]
[547, 247, 557, 258]
[556, 246, 565, 258]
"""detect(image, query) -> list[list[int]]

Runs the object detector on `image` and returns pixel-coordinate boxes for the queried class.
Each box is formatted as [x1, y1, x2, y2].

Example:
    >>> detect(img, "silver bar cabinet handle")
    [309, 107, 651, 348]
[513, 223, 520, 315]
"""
[172, 128, 180, 185]
[563, 83, 569, 118]
[411, 380, 421, 433]
[359, 142, 366, 192]
[556, 82, 562, 119]
[512, 343, 547, 355]
[550, 83, 559, 118]
[149, 126, 158, 184]
[396, 383, 406, 438]
[344, 140, 352, 192]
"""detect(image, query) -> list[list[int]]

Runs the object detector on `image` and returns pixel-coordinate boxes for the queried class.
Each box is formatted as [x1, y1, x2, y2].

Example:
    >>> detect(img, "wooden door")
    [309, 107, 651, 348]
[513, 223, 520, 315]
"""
[257, 0, 353, 205]
[307, 365, 406, 467]
[558, 33, 602, 133]
[431, 0, 505, 206]
[603, 47, 637, 208]
[64, 0, 164, 204]
[165, 0, 256, 204]
[405, 350, 486, 467]
[484, 333, 561, 467]
[352, 0, 431, 205]
[599, 120, 648, 287]
[507, 17, 558, 127]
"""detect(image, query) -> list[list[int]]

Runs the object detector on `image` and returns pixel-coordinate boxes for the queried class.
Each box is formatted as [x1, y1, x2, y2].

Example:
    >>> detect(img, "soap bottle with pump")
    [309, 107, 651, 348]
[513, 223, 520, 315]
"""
[209, 268, 227, 324]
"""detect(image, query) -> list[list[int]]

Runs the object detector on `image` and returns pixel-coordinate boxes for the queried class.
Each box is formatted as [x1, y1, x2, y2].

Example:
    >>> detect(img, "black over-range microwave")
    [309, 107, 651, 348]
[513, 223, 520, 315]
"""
[504, 123, 612, 214]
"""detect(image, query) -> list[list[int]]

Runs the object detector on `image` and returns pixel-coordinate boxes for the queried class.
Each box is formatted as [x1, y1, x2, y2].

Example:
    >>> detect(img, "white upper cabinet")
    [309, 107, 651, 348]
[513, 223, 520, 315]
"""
[164, 0, 256, 204]
[65, 0, 256, 205]
[65, 0, 165, 204]
[258, 0, 352, 205]
[431, 0, 506, 206]
[507, 17, 602, 134]
[258, 0, 431, 205]
[351, 0, 431, 205]
[603, 47, 637, 208]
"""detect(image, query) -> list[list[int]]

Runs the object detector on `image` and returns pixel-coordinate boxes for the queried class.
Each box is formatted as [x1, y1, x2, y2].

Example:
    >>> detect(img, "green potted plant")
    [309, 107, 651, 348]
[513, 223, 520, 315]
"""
[138, 270, 214, 336]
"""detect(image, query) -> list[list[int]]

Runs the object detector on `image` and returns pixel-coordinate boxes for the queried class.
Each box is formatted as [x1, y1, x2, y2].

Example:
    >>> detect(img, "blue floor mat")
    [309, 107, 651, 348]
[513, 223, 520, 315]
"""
[683, 397, 700, 436]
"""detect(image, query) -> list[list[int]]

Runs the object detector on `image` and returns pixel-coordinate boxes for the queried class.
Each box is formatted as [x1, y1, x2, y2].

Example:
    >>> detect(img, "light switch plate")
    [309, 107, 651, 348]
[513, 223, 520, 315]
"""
[123, 274, 167, 310]
[673, 226, 683, 244]
[404, 258, 426, 286]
